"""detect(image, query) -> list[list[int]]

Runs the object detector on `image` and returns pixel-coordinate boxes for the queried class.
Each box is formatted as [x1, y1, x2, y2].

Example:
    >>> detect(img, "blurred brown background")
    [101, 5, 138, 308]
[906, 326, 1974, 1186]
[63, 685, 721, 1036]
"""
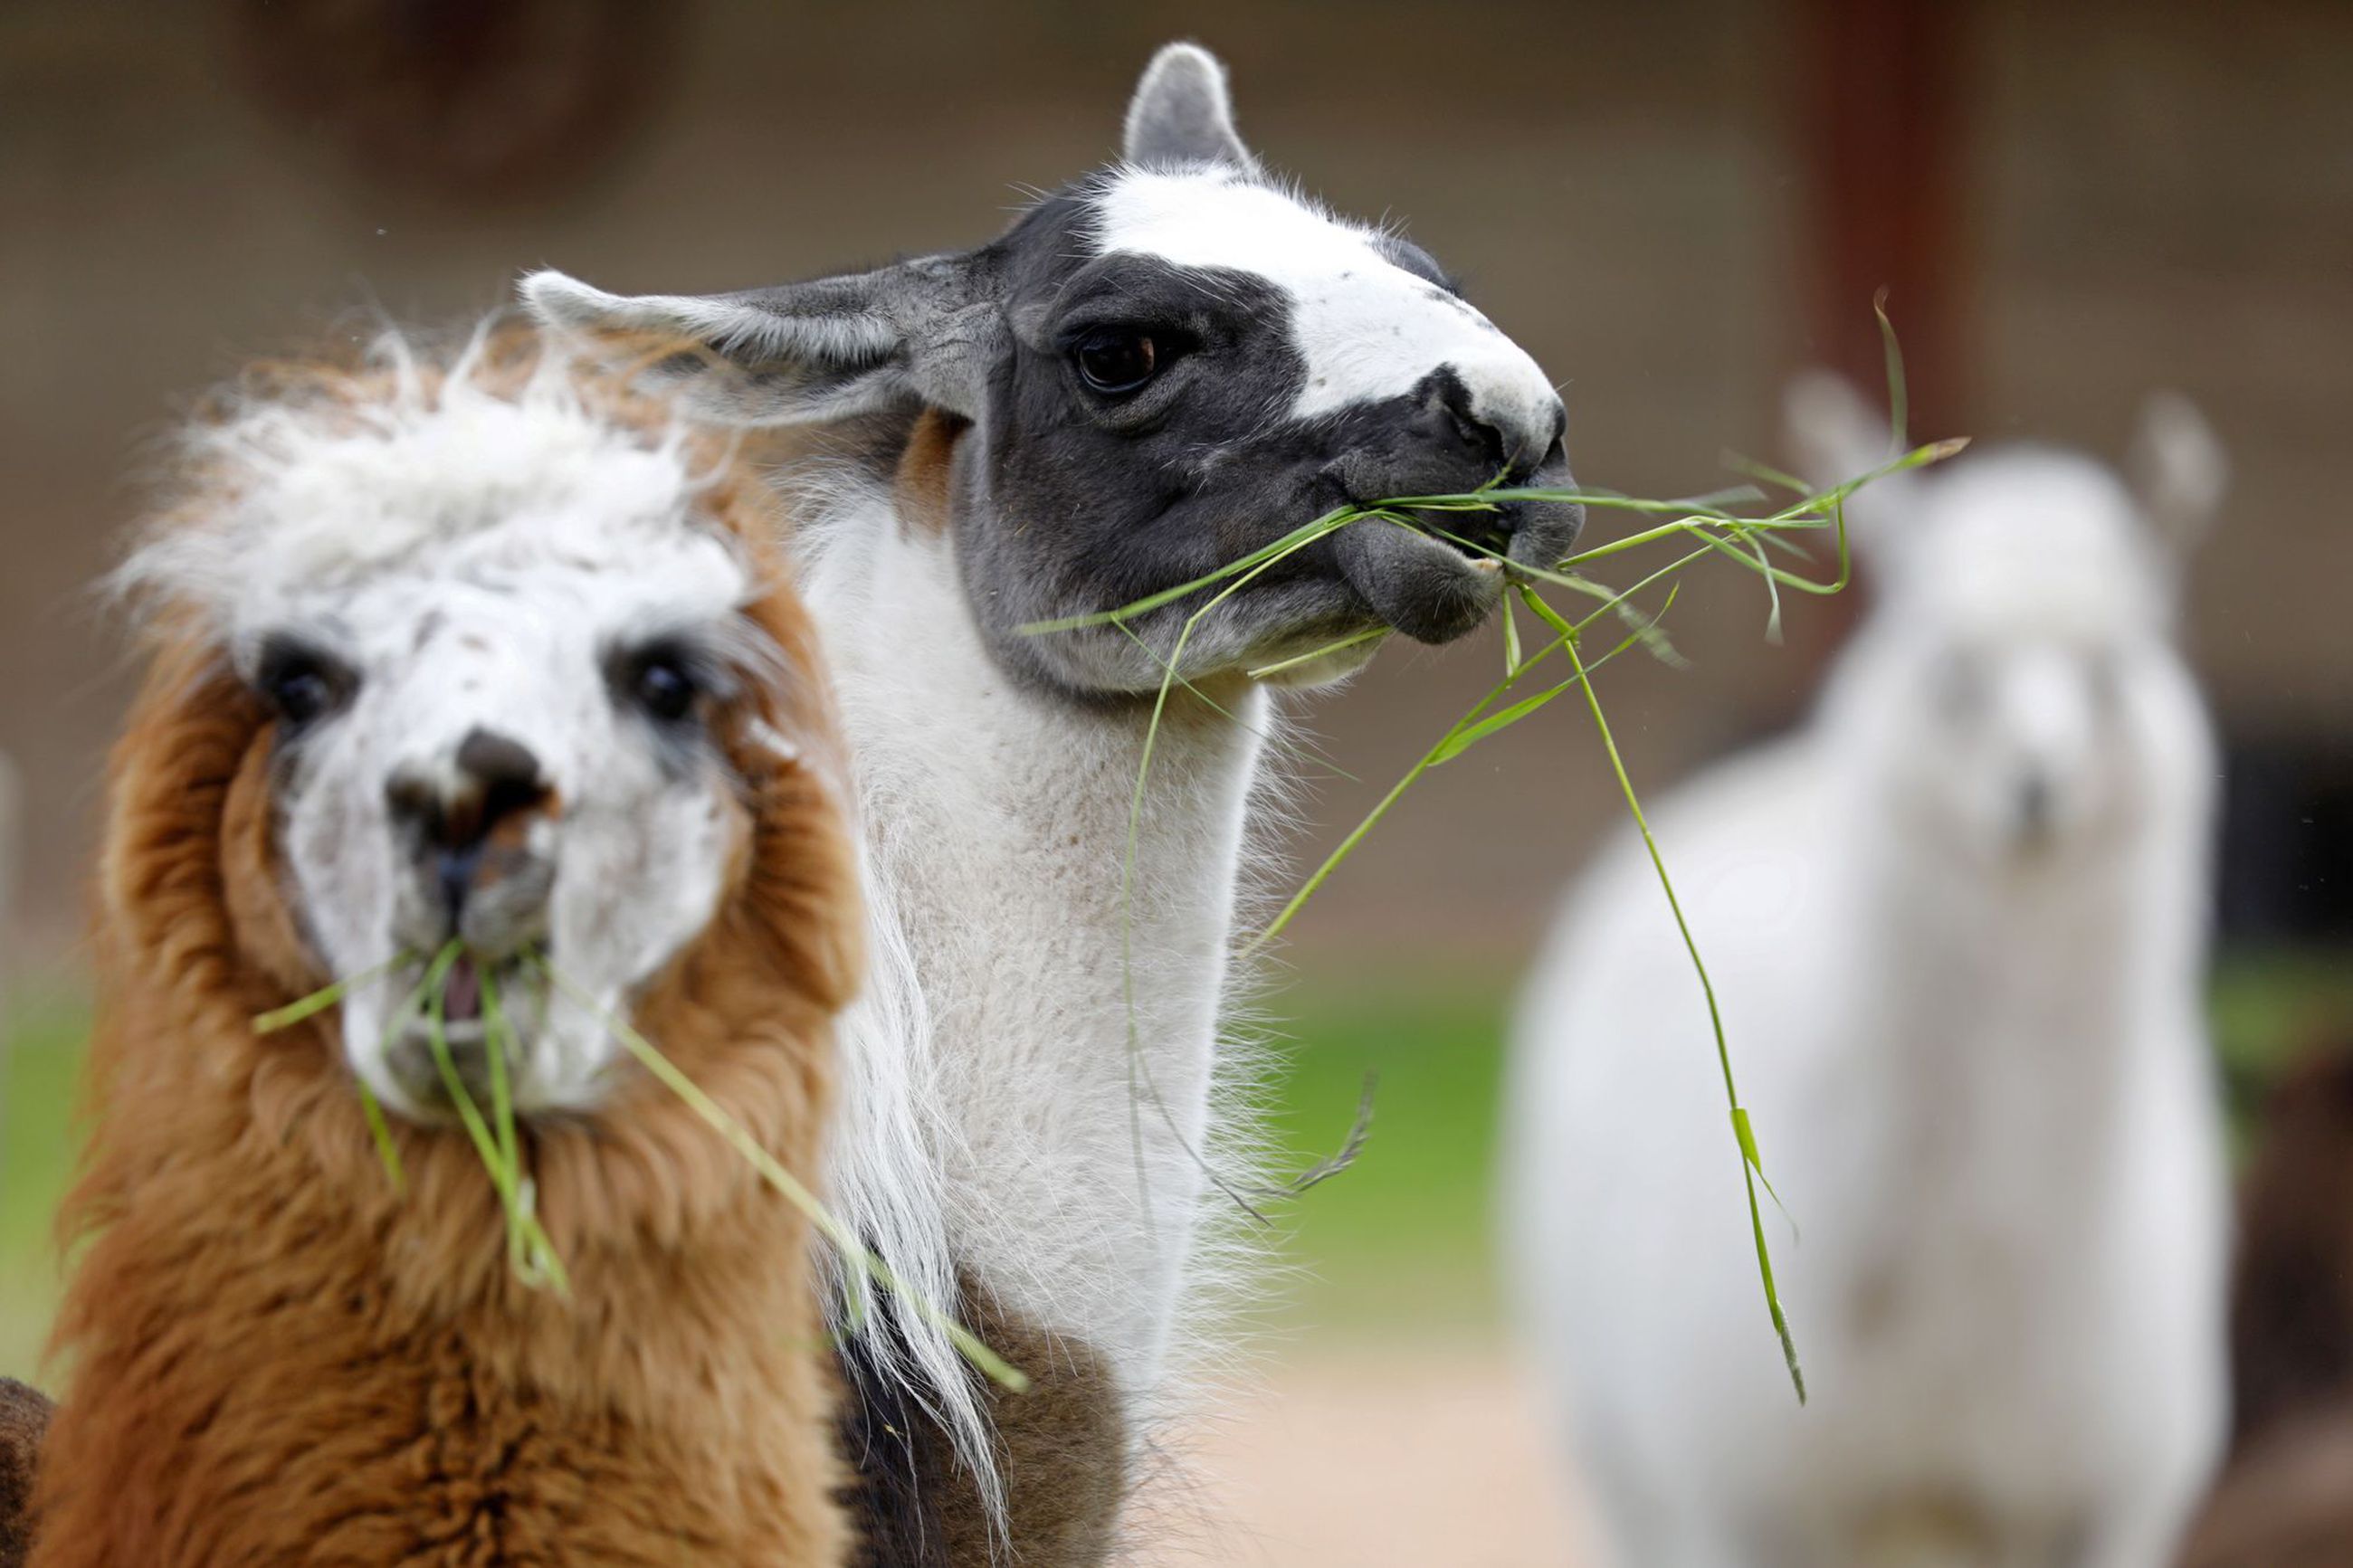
[2, 3, 2348, 1562]
[4, 0, 2348, 965]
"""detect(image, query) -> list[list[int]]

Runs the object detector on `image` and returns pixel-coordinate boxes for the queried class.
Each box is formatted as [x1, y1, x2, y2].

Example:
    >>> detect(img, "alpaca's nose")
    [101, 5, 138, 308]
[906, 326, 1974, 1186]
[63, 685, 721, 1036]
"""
[386, 727, 556, 939]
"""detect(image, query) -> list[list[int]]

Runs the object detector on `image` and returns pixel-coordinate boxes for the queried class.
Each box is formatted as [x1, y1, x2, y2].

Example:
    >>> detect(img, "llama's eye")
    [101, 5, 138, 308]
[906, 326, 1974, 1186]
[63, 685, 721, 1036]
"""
[1073, 328, 1160, 395]
[254, 641, 349, 731]
[629, 654, 700, 723]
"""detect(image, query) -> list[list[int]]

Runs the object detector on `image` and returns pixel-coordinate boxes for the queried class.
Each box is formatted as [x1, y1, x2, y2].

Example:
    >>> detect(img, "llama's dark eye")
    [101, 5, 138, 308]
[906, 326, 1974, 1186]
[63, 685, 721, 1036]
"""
[1073, 328, 1160, 395]
[255, 641, 349, 731]
[630, 654, 700, 723]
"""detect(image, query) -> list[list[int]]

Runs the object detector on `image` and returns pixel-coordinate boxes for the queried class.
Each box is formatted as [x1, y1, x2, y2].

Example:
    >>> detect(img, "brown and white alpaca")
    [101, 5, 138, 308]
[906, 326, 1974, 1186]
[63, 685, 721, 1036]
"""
[24, 328, 861, 1566]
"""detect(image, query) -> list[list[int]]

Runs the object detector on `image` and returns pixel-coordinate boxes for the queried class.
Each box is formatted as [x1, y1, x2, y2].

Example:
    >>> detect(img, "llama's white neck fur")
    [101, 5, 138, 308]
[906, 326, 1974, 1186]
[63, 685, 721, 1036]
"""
[798, 479, 1271, 1485]
[1819, 710, 2217, 1263]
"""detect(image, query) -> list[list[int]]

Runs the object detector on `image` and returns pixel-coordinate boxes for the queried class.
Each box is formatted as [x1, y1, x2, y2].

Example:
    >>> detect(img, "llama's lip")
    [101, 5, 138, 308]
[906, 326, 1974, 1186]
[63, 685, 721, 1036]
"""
[1396, 507, 1514, 562]
[1334, 517, 1508, 644]
[380, 951, 539, 1115]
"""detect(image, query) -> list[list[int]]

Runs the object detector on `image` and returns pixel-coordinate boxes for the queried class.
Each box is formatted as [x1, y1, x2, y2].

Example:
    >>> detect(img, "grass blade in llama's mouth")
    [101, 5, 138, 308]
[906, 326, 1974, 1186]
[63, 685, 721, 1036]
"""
[1016, 316, 1965, 1401]
[251, 942, 1030, 1392]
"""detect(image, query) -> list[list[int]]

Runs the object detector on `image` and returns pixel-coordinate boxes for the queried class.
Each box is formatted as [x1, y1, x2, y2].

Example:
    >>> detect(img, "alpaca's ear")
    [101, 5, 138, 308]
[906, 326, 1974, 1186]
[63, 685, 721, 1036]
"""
[1784, 369, 1917, 575]
[1123, 43, 1258, 171]
[521, 255, 1001, 424]
[2125, 392, 2226, 556]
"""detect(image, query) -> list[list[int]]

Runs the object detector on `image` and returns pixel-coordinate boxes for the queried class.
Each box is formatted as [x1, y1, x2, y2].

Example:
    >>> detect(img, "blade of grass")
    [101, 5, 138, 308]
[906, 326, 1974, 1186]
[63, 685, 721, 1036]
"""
[256, 951, 416, 1193]
[479, 965, 564, 1291]
[1246, 625, 1390, 683]
[252, 951, 410, 1034]
[419, 941, 568, 1297]
[527, 954, 1029, 1393]
[1519, 585, 1804, 1402]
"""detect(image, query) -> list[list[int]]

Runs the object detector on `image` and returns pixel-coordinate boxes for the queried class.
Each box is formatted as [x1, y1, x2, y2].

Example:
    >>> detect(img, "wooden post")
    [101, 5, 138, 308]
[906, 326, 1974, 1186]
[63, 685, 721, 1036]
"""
[1783, 0, 1971, 679]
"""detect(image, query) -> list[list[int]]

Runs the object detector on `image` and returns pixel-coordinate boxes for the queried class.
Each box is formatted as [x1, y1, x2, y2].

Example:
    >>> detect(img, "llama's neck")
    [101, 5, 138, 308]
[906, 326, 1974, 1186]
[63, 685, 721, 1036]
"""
[38, 1010, 843, 1567]
[803, 489, 1266, 1402]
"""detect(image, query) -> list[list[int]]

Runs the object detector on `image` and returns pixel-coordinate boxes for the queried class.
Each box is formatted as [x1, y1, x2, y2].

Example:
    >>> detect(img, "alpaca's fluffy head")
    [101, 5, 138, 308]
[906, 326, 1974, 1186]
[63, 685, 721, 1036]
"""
[1787, 374, 2227, 870]
[118, 327, 853, 1124]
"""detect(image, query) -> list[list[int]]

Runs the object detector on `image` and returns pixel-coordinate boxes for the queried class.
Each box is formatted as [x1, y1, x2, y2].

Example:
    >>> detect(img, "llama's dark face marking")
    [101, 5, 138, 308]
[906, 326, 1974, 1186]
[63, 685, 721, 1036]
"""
[524, 43, 1581, 696]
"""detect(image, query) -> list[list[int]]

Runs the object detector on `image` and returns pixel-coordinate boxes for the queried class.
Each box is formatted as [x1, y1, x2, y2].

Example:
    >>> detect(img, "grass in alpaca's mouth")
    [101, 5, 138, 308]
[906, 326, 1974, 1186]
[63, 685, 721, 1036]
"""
[1017, 309, 1967, 1405]
[252, 939, 1030, 1393]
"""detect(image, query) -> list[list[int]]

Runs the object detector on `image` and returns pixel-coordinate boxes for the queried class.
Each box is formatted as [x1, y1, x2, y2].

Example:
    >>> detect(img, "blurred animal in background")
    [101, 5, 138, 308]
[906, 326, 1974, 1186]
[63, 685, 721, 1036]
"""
[527, 41, 1581, 1565]
[2180, 1041, 2353, 1568]
[1502, 374, 2233, 1568]
[19, 328, 861, 1566]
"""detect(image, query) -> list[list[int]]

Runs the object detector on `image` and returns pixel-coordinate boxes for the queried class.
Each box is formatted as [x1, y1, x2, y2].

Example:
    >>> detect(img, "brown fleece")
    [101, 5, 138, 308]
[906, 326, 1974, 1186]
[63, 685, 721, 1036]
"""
[842, 1276, 1125, 1568]
[0, 1380, 51, 1568]
[29, 342, 862, 1567]
[890, 409, 967, 538]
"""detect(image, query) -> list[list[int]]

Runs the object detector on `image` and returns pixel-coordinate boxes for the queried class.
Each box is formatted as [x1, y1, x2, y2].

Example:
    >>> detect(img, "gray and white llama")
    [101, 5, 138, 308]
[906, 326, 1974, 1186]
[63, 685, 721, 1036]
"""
[527, 43, 1581, 1563]
[1502, 375, 2233, 1568]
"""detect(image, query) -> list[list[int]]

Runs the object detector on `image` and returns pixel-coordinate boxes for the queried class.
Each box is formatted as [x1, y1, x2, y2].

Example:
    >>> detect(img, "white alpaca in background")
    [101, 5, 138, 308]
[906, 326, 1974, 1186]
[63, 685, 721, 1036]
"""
[1502, 377, 2234, 1568]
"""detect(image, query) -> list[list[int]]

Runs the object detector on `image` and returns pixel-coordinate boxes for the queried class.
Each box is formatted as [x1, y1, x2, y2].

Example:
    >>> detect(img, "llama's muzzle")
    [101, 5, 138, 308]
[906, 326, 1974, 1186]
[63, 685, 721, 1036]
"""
[386, 726, 558, 955]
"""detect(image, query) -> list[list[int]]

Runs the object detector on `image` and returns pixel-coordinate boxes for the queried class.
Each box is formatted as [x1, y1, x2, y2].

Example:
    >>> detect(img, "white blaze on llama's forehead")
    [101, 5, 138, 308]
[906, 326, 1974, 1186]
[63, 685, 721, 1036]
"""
[1090, 167, 1560, 437]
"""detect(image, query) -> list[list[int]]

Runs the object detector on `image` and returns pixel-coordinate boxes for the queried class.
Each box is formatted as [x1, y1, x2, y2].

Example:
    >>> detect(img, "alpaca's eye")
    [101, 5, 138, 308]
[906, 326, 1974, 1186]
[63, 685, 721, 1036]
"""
[255, 641, 349, 731]
[630, 655, 700, 723]
[1073, 328, 1160, 395]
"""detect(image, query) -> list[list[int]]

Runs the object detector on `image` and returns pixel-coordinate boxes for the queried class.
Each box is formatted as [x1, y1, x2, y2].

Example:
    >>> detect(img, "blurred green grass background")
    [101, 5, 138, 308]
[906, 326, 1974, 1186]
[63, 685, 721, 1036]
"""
[3, 952, 2349, 1387]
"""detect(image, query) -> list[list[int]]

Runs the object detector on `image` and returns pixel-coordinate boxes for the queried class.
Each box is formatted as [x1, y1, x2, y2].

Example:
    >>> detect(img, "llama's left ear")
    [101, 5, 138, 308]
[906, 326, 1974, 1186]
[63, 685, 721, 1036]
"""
[521, 254, 1001, 424]
[1123, 43, 1259, 171]
[1784, 369, 1917, 575]
[2125, 392, 2227, 556]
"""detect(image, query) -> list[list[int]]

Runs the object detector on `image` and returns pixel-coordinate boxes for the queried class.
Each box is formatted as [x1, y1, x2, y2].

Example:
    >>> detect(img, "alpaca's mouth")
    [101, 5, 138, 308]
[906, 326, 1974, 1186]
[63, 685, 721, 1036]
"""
[382, 951, 539, 1115]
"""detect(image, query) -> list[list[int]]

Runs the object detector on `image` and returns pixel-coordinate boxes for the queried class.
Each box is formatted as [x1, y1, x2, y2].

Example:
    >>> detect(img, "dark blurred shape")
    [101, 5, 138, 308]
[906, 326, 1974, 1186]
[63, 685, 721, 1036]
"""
[0, 1377, 51, 1568]
[2220, 742, 2353, 944]
[2181, 1044, 2353, 1567]
[225, 0, 681, 204]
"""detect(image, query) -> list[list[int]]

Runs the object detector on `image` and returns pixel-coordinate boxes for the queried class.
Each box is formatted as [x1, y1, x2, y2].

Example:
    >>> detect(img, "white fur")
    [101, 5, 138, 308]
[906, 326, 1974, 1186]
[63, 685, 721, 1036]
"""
[1090, 167, 1558, 447]
[121, 334, 805, 1122]
[1502, 429, 2232, 1567]
[797, 478, 1275, 1516]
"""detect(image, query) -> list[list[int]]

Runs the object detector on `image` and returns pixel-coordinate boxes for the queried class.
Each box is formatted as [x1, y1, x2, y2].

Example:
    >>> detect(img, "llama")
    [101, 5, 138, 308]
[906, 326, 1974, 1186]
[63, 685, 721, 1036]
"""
[524, 41, 1583, 1561]
[1501, 375, 2234, 1568]
[23, 328, 862, 1565]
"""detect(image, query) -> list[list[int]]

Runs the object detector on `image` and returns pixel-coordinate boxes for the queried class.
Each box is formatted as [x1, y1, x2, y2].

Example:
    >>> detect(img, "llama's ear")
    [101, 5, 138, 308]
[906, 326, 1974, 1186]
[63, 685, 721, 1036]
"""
[1784, 369, 1919, 575]
[1123, 43, 1258, 171]
[520, 254, 1000, 424]
[2125, 392, 2226, 556]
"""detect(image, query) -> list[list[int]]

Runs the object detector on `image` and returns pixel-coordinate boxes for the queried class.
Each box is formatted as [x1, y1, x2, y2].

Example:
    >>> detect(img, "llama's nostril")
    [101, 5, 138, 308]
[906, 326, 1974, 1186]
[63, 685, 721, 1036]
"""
[387, 728, 555, 942]
[386, 728, 549, 856]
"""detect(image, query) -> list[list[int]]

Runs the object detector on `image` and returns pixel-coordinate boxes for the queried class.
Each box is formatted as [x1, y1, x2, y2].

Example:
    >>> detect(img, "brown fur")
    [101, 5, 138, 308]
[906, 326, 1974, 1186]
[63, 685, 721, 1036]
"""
[29, 339, 862, 1567]
[0, 1381, 51, 1568]
[842, 1278, 1124, 1568]
[889, 410, 967, 538]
